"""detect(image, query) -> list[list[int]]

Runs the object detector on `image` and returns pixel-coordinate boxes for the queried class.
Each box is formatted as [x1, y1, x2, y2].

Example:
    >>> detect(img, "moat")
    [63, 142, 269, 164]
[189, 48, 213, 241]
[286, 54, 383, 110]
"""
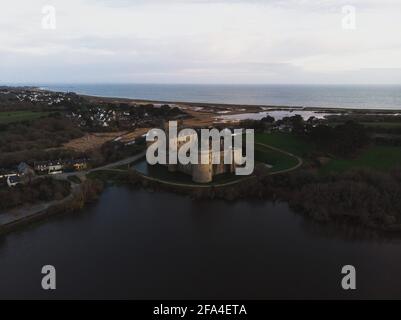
[1, 186, 401, 299]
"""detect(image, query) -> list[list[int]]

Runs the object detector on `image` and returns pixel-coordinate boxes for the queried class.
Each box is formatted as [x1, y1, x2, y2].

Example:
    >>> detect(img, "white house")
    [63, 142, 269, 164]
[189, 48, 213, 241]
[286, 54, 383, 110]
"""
[7, 175, 21, 187]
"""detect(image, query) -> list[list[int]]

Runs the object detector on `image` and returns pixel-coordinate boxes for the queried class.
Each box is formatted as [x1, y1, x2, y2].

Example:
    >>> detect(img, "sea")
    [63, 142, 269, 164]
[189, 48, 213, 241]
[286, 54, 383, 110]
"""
[40, 84, 401, 110]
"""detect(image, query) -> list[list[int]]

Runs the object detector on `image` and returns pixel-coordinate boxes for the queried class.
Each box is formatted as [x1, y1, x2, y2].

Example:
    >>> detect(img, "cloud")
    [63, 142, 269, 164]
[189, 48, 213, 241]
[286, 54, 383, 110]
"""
[1, 0, 401, 84]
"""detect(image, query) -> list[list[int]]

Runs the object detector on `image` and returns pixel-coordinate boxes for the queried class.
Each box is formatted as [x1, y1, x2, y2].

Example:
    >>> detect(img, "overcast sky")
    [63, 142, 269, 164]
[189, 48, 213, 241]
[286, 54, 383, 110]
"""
[1, 0, 401, 84]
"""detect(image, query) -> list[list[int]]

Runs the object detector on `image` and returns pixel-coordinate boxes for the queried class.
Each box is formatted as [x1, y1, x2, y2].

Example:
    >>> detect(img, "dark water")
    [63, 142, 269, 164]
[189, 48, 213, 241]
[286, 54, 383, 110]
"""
[1, 186, 401, 299]
[41, 84, 401, 110]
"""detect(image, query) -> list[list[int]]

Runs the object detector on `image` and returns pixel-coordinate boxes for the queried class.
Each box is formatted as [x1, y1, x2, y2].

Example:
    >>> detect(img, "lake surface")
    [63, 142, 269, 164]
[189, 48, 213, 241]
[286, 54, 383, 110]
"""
[1, 186, 401, 299]
[41, 84, 401, 110]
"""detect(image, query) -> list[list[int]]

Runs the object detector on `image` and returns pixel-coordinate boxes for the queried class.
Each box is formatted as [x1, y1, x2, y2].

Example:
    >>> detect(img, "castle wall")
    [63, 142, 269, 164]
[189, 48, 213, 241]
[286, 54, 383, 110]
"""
[168, 164, 177, 172]
[192, 164, 213, 183]
[157, 126, 244, 183]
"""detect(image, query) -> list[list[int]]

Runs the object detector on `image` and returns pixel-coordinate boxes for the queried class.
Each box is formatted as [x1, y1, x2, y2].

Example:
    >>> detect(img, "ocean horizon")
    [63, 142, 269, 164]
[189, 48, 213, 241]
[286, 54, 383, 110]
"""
[28, 83, 401, 110]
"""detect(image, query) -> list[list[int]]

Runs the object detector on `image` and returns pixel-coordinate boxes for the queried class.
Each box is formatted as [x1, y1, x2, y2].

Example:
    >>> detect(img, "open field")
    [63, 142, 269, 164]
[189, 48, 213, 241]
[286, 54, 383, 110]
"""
[320, 145, 401, 174]
[255, 144, 300, 173]
[328, 121, 401, 129]
[0, 111, 49, 124]
[118, 127, 150, 143]
[63, 127, 151, 152]
[255, 133, 315, 157]
[63, 131, 127, 152]
[362, 122, 401, 129]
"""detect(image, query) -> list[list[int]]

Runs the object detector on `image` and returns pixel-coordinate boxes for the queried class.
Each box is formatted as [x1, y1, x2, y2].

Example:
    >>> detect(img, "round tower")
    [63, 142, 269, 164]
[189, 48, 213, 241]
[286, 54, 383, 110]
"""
[192, 163, 213, 183]
[192, 150, 213, 183]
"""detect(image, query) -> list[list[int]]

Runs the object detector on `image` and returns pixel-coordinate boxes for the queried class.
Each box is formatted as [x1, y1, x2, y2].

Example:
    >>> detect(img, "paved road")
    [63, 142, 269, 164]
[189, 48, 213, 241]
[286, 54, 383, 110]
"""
[54, 151, 147, 179]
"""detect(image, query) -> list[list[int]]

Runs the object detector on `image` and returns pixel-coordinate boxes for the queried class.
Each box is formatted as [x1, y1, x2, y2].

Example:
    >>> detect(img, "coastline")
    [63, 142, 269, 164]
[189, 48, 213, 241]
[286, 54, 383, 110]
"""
[33, 85, 401, 113]
[81, 93, 401, 114]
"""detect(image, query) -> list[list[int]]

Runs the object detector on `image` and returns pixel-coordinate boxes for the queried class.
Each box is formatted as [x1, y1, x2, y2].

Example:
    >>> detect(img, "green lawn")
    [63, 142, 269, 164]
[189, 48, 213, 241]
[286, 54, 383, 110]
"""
[255, 132, 315, 157]
[362, 122, 401, 129]
[329, 121, 401, 129]
[0, 111, 49, 124]
[255, 144, 299, 173]
[320, 145, 401, 174]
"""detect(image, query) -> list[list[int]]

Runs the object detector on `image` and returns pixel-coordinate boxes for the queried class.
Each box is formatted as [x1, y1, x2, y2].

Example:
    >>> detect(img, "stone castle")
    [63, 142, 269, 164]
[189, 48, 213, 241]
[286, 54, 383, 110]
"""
[162, 122, 242, 183]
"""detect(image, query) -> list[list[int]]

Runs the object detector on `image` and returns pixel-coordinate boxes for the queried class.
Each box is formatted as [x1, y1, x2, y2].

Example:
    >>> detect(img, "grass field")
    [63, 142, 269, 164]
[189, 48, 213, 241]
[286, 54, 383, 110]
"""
[255, 133, 315, 157]
[362, 122, 401, 129]
[255, 133, 401, 174]
[329, 121, 401, 129]
[320, 145, 401, 174]
[255, 144, 299, 173]
[0, 111, 49, 124]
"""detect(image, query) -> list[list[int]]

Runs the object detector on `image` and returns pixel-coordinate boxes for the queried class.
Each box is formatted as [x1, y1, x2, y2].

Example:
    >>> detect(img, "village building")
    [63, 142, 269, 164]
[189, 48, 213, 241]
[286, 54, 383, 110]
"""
[63, 159, 89, 171]
[18, 162, 35, 176]
[34, 160, 64, 174]
[7, 175, 21, 187]
[34, 159, 89, 174]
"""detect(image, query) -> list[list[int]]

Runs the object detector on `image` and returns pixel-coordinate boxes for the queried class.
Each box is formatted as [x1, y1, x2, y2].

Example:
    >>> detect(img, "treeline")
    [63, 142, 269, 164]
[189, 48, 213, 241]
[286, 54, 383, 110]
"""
[0, 115, 84, 167]
[0, 178, 71, 211]
[88, 139, 146, 167]
[262, 168, 401, 230]
[308, 121, 369, 156]
[218, 168, 401, 230]
[288, 170, 401, 228]
[0, 115, 83, 152]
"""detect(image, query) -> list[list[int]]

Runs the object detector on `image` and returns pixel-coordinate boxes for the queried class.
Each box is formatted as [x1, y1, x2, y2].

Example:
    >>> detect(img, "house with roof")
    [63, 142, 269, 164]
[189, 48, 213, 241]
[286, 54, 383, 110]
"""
[7, 175, 21, 187]
[33, 160, 64, 175]
[18, 162, 35, 177]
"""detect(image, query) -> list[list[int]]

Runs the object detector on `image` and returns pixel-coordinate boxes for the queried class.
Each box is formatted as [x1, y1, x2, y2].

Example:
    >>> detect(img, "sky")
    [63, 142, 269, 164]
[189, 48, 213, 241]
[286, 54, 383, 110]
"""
[1, 0, 401, 84]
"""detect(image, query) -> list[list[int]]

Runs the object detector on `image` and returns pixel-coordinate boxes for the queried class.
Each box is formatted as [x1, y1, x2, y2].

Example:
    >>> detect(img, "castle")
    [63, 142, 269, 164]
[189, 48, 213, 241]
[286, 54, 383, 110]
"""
[154, 122, 242, 183]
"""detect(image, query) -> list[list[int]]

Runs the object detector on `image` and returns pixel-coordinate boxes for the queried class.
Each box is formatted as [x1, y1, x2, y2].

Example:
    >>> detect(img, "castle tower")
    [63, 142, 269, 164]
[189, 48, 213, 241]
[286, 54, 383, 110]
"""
[192, 163, 213, 183]
[192, 150, 212, 183]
